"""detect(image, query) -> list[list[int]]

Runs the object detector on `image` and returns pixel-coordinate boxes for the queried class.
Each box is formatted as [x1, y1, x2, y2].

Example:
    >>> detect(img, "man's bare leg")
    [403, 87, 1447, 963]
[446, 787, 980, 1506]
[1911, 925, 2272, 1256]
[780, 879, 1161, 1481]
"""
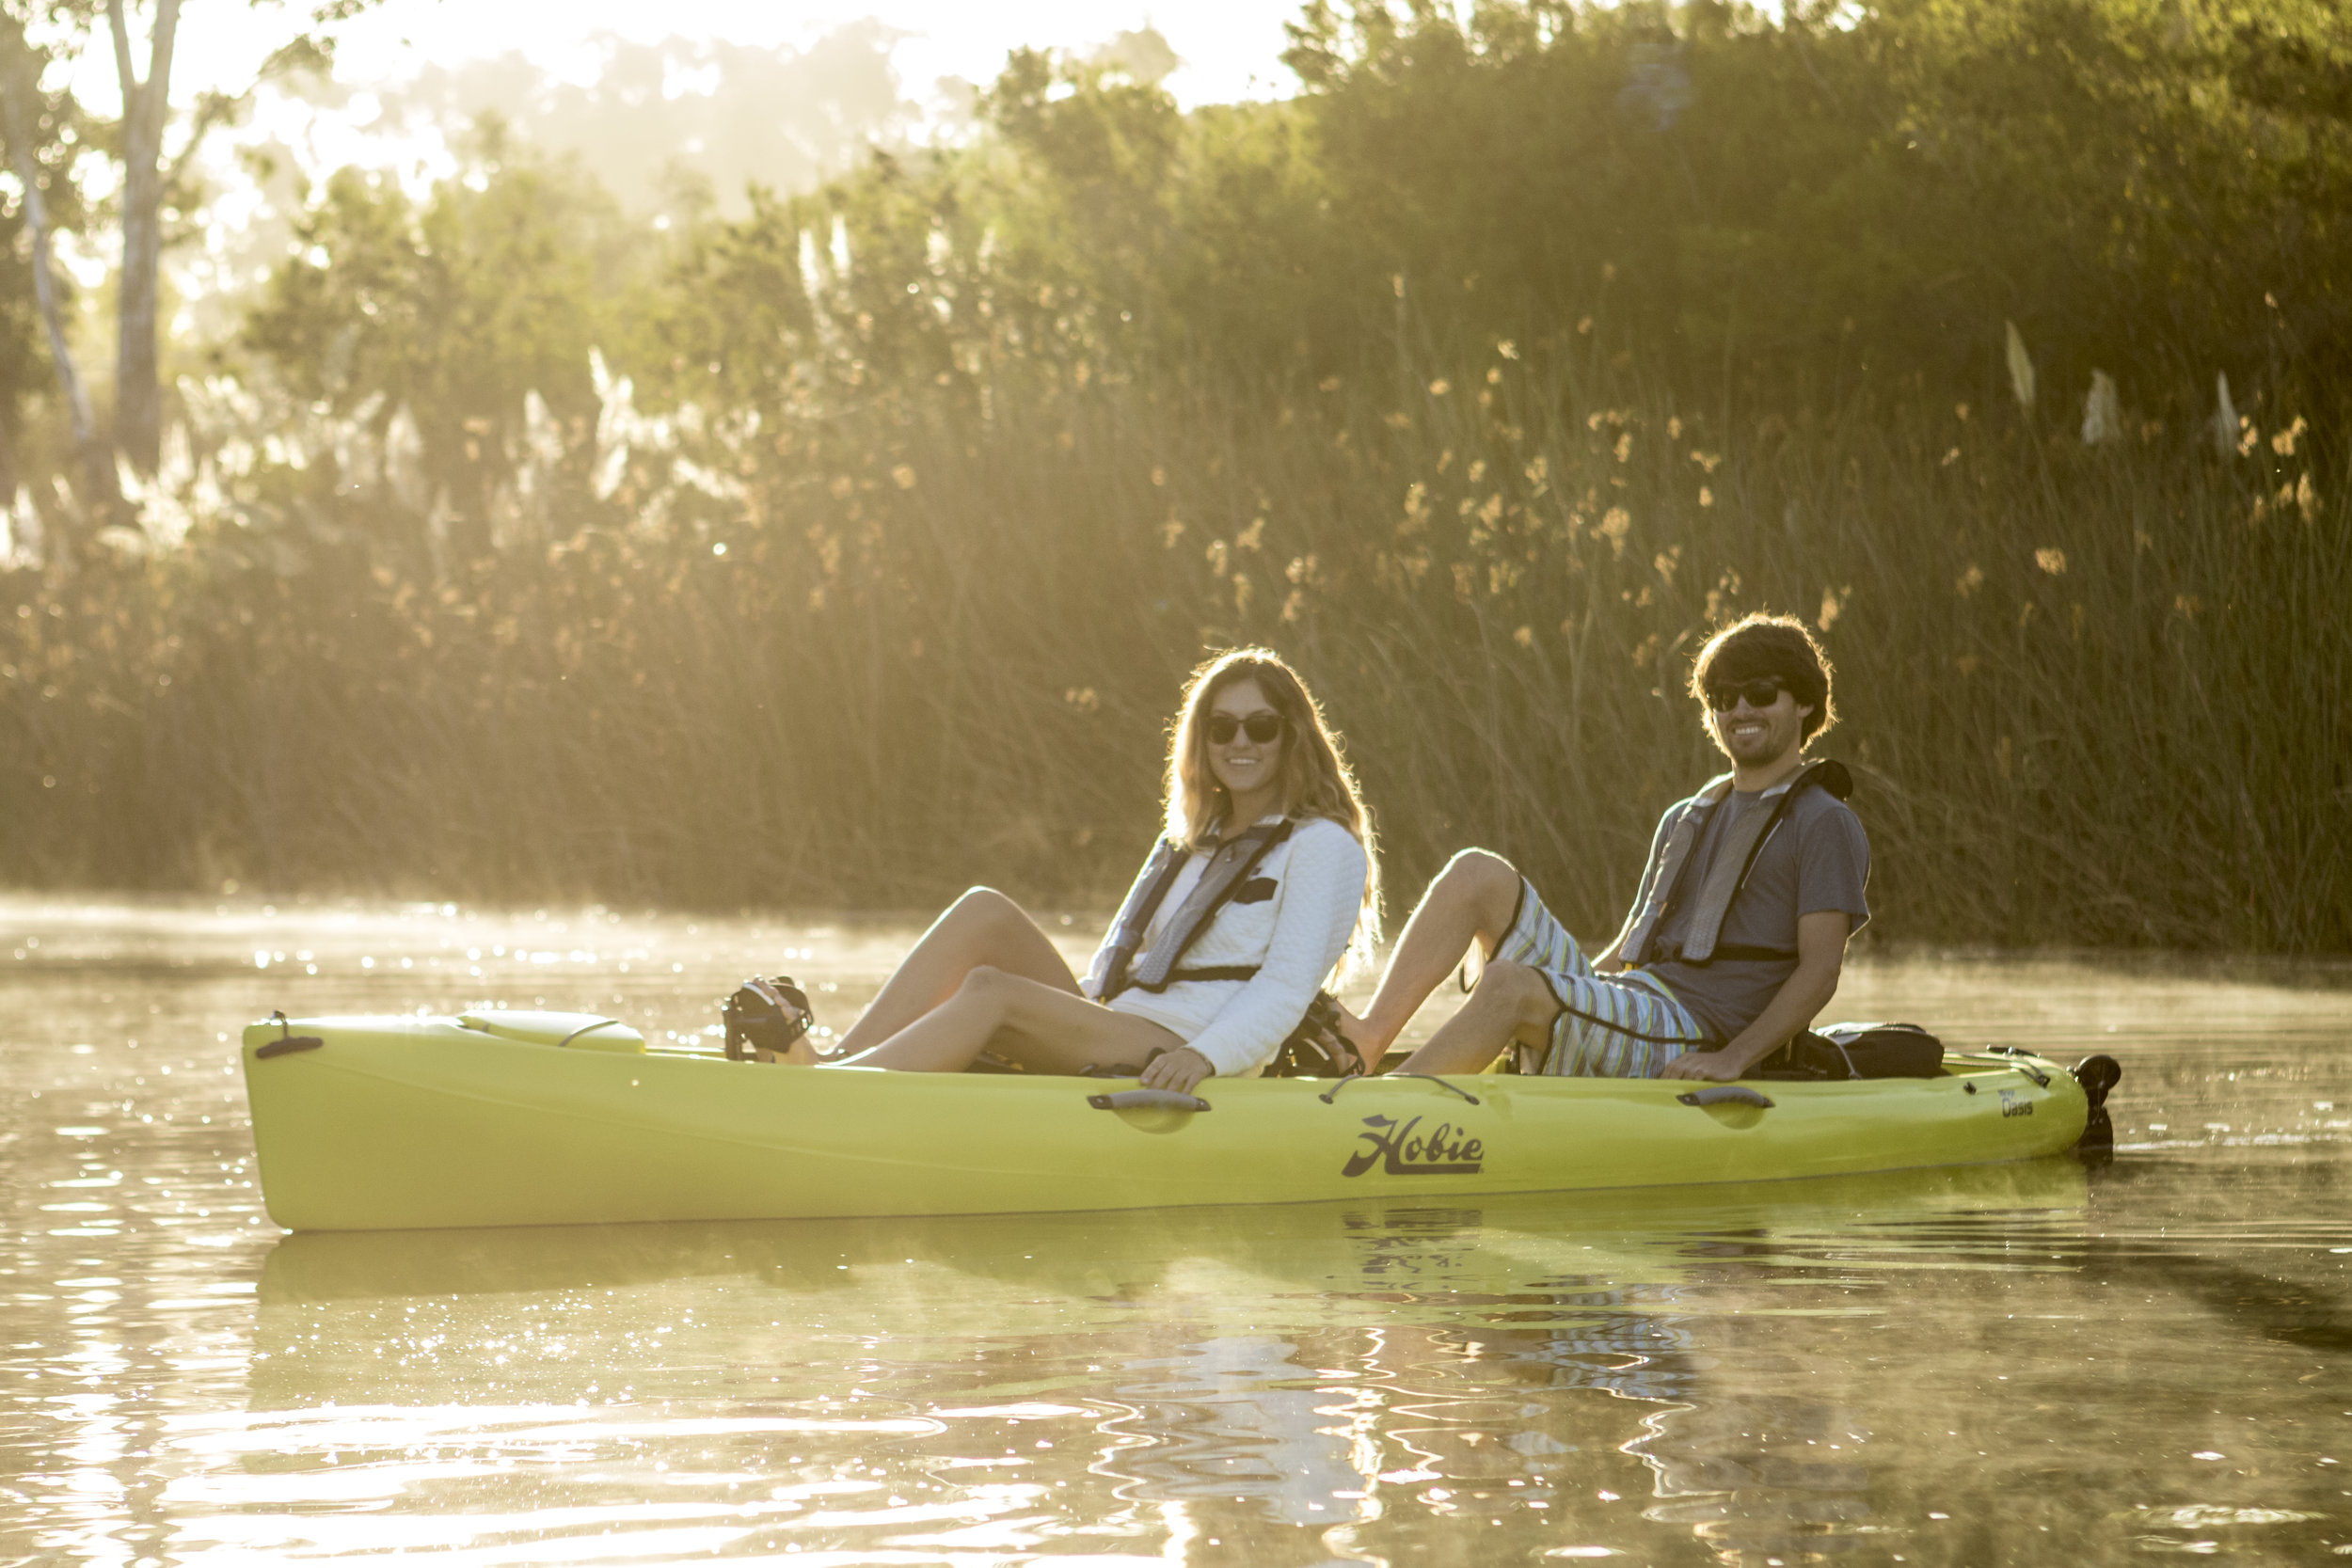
[1393, 961, 1561, 1075]
[798, 889, 1082, 1063]
[1343, 849, 1525, 1063]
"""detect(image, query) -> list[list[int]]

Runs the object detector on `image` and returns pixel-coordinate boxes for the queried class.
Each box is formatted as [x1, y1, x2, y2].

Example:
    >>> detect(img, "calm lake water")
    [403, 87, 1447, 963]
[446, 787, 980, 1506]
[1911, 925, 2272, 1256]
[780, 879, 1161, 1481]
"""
[3, 895, 2348, 1566]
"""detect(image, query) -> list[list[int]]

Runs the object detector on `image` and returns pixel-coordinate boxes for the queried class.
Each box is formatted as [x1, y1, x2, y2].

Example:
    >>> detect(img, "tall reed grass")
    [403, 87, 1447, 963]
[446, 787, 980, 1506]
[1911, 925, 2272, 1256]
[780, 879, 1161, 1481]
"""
[2, 346, 2344, 953]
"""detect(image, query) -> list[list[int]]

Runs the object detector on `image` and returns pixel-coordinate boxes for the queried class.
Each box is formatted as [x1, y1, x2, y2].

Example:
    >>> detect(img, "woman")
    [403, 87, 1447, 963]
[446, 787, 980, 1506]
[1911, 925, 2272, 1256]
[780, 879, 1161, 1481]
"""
[746, 648, 1379, 1095]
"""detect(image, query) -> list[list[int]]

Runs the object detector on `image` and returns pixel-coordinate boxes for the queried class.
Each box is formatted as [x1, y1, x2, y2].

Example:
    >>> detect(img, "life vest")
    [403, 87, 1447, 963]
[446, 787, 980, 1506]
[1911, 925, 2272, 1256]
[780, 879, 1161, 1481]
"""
[1614, 758, 1852, 968]
[1096, 818, 1296, 1001]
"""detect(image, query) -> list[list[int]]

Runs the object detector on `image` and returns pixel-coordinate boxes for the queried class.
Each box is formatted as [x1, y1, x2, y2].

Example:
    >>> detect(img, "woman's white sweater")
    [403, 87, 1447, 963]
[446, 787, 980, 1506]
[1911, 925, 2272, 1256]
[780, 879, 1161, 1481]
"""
[1081, 816, 1370, 1078]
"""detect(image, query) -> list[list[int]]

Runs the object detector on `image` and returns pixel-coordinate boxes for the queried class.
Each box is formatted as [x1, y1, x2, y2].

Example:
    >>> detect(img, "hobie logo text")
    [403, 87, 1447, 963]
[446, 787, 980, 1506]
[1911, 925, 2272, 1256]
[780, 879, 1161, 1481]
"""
[1342, 1115, 1485, 1177]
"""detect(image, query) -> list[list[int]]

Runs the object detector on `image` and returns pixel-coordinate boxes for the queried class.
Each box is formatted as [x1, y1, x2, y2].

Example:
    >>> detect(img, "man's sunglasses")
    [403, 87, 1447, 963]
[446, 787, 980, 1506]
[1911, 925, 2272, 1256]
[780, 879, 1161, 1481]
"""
[1207, 712, 1286, 745]
[1705, 678, 1787, 712]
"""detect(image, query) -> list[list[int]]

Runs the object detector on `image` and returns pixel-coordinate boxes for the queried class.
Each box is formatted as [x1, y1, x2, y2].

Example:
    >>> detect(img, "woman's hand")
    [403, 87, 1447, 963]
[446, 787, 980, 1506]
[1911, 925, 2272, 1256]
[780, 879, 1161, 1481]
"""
[1141, 1046, 1216, 1095]
[1660, 1050, 1743, 1082]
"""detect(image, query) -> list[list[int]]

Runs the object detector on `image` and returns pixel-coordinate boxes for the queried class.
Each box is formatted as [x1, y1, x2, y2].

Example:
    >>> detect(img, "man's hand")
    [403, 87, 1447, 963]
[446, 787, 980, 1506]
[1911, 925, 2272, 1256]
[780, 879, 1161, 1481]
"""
[1661, 1050, 1744, 1083]
[1141, 1046, 1216, 1095]
[1664, 911, 1852, 1085]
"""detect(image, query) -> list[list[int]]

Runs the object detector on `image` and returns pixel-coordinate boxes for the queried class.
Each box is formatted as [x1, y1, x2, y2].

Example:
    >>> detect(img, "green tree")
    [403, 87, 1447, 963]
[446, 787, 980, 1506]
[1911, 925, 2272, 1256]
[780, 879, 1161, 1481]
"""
[0, 0, 375, 551]
[0, 9, 104, 524]
[245, 133, 643, 564]
[1280, 0, 2352, 413]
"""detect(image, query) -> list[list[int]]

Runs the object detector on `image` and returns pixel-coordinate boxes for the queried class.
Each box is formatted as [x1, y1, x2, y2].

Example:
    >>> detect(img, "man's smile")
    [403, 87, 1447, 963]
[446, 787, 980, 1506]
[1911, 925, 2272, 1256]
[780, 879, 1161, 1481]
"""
[1708, 684, 1812, 778]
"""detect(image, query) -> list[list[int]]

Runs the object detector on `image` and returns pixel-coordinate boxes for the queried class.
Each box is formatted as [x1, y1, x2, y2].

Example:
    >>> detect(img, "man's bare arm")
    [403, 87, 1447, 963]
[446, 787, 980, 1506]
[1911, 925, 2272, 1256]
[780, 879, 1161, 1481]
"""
[1658, 911, 1851, 1082]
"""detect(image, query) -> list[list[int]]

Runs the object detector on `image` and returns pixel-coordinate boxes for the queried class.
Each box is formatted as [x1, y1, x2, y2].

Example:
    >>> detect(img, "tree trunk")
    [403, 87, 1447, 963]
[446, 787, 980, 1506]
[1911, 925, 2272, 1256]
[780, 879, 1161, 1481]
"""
[0, 30, 117, 541]
[109, 0, 181, 479]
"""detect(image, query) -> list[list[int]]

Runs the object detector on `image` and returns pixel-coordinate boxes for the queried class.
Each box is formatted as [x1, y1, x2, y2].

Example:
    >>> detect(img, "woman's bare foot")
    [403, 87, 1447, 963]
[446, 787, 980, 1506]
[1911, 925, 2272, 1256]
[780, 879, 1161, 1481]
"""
[775, 1008, 825, 1066]
[767, 981, 831, 1066]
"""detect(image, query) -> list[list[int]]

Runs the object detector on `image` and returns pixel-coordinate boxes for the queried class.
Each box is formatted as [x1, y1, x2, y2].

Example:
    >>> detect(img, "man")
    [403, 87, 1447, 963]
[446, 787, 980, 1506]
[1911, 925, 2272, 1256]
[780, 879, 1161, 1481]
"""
[1344, 613, 1869, 1083]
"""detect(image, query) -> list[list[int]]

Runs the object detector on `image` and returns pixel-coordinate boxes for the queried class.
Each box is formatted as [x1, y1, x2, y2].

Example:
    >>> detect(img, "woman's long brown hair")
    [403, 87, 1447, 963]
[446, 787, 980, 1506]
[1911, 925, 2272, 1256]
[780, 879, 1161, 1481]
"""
[1162, 647, 1382, 976]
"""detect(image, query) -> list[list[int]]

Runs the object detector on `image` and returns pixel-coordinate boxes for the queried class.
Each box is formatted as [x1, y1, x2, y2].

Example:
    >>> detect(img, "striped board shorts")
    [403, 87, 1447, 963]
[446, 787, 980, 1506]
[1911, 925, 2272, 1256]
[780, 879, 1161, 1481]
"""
[1493, 879, 1712, 1078]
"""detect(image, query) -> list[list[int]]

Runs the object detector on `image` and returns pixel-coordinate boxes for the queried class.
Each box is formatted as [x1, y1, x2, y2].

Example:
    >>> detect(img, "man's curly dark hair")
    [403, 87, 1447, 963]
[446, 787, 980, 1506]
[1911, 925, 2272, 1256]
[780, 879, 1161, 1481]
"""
[1688, 613, 1838, 743]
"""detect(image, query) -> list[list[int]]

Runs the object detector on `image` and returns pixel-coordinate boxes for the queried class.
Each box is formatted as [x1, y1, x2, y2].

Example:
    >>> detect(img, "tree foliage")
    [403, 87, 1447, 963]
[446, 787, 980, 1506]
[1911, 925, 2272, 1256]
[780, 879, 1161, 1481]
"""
[243, 134, 642, 562]
[1274, 0, 2352, 405]
[222, 0, 2352, 480]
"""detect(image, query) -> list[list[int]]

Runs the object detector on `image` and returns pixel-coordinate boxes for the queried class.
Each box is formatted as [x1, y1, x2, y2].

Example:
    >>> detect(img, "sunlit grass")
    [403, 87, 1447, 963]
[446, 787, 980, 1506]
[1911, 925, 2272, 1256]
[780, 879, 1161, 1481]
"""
[1, 347, 2344, 952]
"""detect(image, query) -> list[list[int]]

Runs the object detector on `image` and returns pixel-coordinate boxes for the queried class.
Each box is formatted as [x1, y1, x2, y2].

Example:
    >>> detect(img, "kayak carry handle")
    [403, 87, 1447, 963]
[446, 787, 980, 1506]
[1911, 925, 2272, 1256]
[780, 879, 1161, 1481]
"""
[1087, 1088, 1212, 1113]
[1677, 1085, 1775, 1109]
[256, 1011, 321, 1059]
[256, 1036, 323, 1059]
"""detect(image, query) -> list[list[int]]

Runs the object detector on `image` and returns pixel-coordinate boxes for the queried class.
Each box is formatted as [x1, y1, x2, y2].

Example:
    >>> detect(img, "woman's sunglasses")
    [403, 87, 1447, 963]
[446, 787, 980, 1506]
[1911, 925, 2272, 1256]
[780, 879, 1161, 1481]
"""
[1706, 678, 1788, 712]
[1207, 712, 1286, 745]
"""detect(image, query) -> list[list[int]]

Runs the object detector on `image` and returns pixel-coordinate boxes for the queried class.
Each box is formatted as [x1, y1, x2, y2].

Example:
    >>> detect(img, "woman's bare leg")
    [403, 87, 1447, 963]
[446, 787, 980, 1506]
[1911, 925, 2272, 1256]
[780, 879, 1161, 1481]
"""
[1343, 849, 1525, 1062]
[842, 966, 1184, 1075]
[803, 888, 1082, 1063]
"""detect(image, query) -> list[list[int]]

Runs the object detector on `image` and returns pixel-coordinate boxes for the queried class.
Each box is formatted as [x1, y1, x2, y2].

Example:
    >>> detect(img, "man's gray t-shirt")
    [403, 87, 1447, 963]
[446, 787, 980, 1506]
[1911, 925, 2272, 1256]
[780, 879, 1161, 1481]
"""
[1635, 781, 1871, 1043]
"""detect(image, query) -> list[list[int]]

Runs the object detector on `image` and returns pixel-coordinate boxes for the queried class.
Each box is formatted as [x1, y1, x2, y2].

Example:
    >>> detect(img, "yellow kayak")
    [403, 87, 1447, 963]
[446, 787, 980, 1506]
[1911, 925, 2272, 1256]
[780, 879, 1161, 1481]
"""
[240, 1009, 2102, 1232]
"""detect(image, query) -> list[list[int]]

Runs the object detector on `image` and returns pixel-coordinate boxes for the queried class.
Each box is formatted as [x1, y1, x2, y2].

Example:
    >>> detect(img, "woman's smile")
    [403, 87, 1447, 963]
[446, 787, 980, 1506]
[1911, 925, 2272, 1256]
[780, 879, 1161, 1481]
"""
[1216, 739, 1274, 780]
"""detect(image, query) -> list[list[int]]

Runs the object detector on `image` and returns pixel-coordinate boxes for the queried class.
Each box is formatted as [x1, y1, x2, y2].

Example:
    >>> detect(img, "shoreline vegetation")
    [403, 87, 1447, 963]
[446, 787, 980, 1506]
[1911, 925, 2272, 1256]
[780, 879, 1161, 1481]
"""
[2, 2, 2347, 952]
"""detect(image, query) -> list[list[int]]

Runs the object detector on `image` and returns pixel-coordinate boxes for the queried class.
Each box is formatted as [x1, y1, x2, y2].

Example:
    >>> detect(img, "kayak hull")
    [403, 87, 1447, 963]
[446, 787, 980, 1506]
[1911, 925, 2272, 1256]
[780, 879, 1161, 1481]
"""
[241, 1014, 2092, 1232]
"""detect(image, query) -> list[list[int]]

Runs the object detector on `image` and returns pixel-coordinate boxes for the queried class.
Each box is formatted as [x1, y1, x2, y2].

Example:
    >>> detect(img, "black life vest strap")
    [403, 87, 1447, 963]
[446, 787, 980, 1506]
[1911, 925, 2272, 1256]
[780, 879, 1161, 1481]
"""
[1161, 965, 1261, 984]
[1647, 941, 1799, 965]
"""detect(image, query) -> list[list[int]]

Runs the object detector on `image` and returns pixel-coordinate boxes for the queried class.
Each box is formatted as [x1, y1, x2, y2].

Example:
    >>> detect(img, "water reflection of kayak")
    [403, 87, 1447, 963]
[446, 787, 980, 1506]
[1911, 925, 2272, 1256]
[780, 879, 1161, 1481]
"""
[248, 1162, 2091, 1412]
[241, 1009, 2103, 1232]
[257, 1159, 2090, 1307]
[244, 1165, 2099, 1482]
